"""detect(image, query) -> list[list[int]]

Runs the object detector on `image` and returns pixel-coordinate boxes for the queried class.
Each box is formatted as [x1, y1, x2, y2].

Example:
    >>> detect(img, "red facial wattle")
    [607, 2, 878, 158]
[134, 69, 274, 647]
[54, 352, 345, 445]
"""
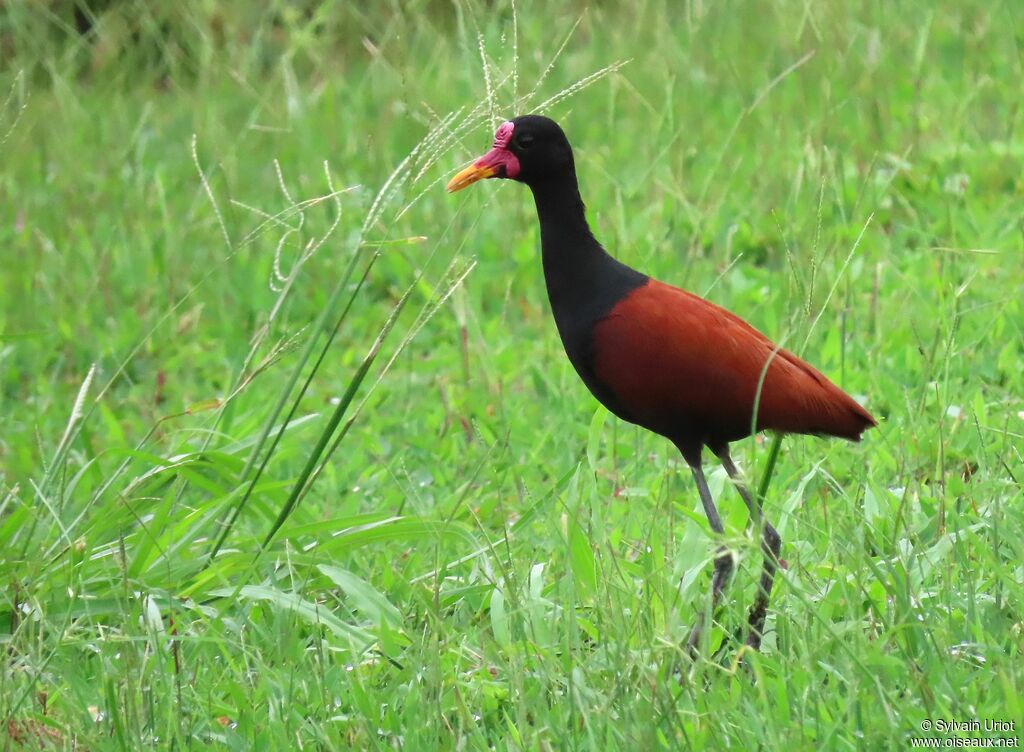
[478, 121, 521, 179]
[446, 121, 521, 192]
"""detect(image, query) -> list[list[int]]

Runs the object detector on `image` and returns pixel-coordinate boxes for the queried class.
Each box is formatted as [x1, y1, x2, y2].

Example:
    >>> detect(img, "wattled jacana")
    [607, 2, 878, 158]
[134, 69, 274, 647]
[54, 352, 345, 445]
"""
[447, 115, 876, 653]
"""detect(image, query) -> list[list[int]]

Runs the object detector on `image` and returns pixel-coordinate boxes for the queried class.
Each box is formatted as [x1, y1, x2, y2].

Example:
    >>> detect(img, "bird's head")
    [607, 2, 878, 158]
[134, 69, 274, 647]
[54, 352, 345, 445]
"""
[446, 114, 574, 192]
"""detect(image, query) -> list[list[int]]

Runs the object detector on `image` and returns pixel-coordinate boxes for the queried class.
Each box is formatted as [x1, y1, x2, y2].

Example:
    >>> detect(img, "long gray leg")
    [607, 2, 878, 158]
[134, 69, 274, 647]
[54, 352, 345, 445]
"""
[715, 448, 782, 651]
[683, 458, 735, 656]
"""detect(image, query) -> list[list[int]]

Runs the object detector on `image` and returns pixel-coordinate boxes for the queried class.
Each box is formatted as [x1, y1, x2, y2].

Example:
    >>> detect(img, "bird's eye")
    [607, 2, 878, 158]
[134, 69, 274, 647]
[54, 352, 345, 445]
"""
[517, 134, 535, 149]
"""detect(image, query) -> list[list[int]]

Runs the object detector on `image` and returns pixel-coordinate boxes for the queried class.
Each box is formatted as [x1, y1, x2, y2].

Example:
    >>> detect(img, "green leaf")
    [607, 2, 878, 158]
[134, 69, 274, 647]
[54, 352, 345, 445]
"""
[586, 406, 608, 474]
[490, 587, 510, 646]
[211, 584, 372, 647]
[318, 565, 403, 630]
[568, 522, 597, 597]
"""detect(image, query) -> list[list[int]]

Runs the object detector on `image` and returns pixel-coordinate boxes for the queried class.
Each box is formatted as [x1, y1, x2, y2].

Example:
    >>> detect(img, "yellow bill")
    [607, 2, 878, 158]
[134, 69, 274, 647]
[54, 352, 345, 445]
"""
[446, 163, 497, 193]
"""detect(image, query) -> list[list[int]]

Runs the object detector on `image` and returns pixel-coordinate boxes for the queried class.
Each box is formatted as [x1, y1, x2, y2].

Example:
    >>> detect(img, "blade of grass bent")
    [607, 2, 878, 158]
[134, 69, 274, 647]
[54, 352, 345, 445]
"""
[257, 274, 419, 553]
[304, 260, 477, 498]
[204, 252, 377, 564]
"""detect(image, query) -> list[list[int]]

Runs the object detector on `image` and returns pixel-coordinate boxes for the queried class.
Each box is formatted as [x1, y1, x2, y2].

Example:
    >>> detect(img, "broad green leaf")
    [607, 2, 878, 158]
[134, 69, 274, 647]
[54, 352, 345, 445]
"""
[211, 584, 372, 647]
[568, 522, 597, 597]
[490, 587, 510, 646]
[318, 565, 402, 630]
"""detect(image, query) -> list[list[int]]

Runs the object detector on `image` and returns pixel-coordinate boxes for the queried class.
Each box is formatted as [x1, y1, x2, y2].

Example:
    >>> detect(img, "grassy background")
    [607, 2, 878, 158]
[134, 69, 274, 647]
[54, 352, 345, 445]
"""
[2, 0, 1023, 748]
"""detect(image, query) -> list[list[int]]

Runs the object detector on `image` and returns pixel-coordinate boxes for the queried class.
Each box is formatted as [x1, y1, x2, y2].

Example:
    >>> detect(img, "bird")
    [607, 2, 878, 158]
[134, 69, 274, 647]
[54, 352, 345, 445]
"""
[447, 115, 876, 654]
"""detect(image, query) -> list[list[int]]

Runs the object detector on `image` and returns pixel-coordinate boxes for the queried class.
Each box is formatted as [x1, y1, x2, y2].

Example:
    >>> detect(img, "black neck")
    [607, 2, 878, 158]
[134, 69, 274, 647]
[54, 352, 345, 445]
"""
[529, 170, 608, 312]
[525, 165, 648, 416]
[526, 164, 649, 379]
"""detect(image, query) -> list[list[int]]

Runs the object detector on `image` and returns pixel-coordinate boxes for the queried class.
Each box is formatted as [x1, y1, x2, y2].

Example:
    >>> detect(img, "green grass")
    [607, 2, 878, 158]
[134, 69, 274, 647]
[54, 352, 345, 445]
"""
[2, 0, 1023, 748]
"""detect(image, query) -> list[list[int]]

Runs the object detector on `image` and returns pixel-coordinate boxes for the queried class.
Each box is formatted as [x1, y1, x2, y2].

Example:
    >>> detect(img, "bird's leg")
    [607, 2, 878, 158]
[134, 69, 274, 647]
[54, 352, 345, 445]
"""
[684, 459, 734, 656]
[715, 448, 782, 651]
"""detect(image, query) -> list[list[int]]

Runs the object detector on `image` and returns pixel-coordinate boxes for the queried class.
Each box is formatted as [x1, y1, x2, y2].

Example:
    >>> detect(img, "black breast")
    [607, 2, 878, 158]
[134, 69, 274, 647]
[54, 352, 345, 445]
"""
[543, 250, 648, 420]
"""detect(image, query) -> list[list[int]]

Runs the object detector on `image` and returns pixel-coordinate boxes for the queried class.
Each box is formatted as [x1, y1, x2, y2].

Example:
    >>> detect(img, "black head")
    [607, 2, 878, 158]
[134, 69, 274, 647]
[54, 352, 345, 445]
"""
[504, 115, 575, 184]
[446, 114, 575, 192]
